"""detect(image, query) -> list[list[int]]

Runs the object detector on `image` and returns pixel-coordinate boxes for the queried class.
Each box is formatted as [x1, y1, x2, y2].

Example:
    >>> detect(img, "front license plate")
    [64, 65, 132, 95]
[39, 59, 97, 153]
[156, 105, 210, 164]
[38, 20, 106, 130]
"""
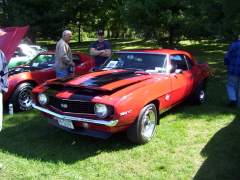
[57, 118, 74, 129]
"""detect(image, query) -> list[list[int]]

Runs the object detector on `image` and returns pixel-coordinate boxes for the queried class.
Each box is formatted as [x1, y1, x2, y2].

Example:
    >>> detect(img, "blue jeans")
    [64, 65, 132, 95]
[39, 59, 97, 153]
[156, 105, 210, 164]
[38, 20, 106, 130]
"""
[226, 76, 240, 107]
[54, 66, 69, 78]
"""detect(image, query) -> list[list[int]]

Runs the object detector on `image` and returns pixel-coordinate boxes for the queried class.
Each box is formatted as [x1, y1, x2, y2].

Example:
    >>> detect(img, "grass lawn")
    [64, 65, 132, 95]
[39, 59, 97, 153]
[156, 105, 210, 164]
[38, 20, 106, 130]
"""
[1, 39, 240, 180]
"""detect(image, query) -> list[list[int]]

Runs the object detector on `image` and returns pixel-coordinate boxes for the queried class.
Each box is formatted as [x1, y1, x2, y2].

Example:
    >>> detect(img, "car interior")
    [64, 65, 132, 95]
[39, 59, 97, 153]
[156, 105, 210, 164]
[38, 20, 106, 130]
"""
[170, 55, 189, 73]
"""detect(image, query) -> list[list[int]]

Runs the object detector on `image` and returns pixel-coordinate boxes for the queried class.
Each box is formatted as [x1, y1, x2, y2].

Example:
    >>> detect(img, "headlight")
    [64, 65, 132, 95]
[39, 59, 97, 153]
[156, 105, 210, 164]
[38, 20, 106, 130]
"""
[38, 93, 49, 105]
[94, 103, 113, 118]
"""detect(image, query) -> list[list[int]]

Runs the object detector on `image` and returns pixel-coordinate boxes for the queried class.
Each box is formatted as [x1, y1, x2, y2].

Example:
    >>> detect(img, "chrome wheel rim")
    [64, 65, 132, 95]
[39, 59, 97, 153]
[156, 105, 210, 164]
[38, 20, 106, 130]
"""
[199, 89, 205, 103]
[19, 88, 32, 108]
[141, 108, 156, 139]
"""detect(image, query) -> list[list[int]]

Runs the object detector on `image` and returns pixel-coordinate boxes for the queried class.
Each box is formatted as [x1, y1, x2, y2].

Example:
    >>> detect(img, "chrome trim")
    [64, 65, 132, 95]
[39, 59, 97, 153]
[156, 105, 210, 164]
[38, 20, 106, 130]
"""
[32, 103, 118, 127]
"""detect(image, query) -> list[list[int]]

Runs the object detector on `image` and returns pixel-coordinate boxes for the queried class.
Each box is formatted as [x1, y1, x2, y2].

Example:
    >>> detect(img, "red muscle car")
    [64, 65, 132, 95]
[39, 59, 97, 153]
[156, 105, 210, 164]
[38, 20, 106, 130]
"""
[31, 49, 212, 144]
[5, 51, 94, 111]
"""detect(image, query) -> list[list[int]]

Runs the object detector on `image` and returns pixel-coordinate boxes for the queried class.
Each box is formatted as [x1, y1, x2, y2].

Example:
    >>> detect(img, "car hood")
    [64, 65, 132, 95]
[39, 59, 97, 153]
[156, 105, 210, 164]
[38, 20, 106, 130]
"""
[46, 70, 153, 91]
[0, 25, 29, 63]
[8, 65, 41, 77]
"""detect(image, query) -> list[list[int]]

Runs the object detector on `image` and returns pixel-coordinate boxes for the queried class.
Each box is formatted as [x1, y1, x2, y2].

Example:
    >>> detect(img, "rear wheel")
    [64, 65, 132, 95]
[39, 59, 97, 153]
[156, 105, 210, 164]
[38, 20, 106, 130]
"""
[190, 81, 206, 105]
[10, 82, 35, 111]
[127, 103, 157, 145]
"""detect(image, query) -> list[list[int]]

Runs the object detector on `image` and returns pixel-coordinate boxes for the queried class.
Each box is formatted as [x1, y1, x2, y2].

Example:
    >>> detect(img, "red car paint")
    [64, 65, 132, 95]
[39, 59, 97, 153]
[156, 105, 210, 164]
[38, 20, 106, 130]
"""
[32, 49, 212, 144]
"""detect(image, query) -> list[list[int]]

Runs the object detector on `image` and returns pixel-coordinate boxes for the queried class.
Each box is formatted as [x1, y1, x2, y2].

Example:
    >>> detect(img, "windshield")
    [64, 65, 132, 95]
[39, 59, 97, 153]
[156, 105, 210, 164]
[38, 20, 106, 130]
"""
[25, 53, 80, 68]
[100, 52, 167, 74]
[25, 54, 55, 68]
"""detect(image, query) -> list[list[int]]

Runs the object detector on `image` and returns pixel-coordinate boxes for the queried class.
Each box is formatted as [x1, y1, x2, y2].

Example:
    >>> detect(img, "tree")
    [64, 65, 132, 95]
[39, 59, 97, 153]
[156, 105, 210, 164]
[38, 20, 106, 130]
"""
[195, 0, 240, 42]
[122, 0, 189, 48]
[0, 0, 74, 43]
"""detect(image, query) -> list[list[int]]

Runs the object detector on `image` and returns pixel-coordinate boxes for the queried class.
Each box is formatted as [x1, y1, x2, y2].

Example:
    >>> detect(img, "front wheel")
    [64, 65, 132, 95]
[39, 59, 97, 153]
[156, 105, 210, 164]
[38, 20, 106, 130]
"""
[10, 82, 35, 111]
[127, 103, 157, 145]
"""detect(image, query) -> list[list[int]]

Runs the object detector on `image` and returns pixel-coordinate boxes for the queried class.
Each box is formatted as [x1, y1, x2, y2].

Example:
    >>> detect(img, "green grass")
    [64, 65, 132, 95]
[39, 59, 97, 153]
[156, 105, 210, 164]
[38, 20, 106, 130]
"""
[1, 39, 240, 180]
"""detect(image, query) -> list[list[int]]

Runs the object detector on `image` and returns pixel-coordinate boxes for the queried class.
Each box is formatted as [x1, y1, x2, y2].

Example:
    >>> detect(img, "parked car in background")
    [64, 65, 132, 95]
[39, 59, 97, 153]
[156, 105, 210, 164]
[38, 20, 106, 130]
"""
[8, 44, 39, 68]
[4, 51, 94, 111]
[31, 49, 212, 144]
[30, 45, 48, 53]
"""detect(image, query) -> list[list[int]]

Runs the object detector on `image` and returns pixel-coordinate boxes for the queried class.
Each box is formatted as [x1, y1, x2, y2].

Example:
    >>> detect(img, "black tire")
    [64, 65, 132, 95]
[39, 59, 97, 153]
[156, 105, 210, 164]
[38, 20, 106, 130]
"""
[10, 82, 35, 111]
[127, 103, 157, 145]
[190, 81, 206, 105]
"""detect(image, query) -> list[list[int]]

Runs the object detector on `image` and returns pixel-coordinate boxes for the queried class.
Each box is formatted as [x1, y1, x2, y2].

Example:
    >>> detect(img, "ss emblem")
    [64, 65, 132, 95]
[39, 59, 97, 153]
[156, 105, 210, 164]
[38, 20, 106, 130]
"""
[61, 104, 68, 108]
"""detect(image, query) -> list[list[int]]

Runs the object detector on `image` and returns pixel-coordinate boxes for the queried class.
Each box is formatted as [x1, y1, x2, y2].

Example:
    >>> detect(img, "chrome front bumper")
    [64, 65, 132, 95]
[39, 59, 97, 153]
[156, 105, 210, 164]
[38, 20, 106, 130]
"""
[32, 103, 118, 127]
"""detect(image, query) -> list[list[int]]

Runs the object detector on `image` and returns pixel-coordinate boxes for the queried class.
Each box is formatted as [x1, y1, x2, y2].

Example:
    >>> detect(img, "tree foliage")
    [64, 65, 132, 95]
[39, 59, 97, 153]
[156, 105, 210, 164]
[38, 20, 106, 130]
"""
[0, 0, 240, 45]
[122, 0, 189, 47]
[0, 0, 74, 42]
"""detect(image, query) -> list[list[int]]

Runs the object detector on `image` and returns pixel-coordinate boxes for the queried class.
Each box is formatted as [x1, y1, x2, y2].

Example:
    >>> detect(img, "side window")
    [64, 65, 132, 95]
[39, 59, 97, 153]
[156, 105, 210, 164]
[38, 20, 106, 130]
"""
[72, 54, 82, 66]
[170, 55, 189, 73]
[184, 55, 194, 70]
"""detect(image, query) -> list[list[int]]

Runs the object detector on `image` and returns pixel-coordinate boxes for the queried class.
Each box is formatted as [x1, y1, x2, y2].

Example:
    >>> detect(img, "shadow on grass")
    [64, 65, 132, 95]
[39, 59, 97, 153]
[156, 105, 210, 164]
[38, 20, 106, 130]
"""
[160, 96, 240, 180]
[193, 114, 240, 180]
[0, 109, 135, 164]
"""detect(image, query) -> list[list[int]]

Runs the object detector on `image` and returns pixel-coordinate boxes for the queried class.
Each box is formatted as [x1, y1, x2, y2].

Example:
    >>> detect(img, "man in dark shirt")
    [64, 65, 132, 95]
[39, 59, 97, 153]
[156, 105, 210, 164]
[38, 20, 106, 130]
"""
[224, 35, 240, 107]
[90, 30, 111, 71]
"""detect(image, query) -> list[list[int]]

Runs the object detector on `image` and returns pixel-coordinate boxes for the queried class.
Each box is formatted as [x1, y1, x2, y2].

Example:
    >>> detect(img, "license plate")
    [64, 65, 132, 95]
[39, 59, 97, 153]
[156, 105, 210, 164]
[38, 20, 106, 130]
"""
[57, 118, 74, 129]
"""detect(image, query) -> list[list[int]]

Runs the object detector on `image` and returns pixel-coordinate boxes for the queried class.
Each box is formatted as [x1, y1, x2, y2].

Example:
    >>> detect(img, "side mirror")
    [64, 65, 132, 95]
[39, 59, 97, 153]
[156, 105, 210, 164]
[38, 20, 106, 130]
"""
[175, 69, 183, 74]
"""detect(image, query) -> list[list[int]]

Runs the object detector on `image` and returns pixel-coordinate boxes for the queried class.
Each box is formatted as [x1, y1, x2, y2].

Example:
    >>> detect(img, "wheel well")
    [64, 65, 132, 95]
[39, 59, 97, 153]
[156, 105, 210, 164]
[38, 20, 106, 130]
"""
[203, 78, 207, 91]
[194, 78, 207, 93]
[147, 100, 160, 125]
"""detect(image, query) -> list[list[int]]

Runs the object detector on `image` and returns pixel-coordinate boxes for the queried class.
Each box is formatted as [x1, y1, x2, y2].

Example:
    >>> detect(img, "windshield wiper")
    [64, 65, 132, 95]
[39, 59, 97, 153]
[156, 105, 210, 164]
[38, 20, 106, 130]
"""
[125, 68, 145, 71]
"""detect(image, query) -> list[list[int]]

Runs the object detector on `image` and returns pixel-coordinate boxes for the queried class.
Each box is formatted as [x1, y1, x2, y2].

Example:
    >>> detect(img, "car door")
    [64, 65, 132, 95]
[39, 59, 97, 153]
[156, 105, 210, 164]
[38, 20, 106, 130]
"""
[169, 54, 194, 106]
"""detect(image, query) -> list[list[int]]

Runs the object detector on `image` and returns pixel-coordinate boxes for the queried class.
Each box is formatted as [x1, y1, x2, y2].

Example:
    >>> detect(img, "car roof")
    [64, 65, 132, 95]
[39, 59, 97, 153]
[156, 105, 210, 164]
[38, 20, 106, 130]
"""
[0, 25, 29, 63]
[116, 49, 195, 60]
[117, 49, 187, 54]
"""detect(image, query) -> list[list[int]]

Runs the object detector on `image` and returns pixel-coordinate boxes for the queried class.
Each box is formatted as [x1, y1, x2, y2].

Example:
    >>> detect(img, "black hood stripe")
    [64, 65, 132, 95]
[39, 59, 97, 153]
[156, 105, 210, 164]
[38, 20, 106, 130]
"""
[79, 70, 145, 87]
[50, 73, 88, 83]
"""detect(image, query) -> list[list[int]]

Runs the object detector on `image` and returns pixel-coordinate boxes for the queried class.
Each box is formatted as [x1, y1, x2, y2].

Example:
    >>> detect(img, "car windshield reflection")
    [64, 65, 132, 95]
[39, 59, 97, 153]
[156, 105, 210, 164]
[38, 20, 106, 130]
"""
[26, 54, 55, 68]
[100, 52, 167, 74]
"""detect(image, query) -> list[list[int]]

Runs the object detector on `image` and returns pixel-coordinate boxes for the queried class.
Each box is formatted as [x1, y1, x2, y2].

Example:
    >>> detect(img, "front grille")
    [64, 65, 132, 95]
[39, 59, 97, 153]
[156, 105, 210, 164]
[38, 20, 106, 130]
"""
[49, 96, 95, 114]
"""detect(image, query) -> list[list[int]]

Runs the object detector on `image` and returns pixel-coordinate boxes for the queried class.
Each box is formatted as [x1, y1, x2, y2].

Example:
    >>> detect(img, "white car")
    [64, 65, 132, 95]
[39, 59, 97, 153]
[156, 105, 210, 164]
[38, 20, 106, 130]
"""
[30, 45, 48, 53]
[8, 44, 43, 68]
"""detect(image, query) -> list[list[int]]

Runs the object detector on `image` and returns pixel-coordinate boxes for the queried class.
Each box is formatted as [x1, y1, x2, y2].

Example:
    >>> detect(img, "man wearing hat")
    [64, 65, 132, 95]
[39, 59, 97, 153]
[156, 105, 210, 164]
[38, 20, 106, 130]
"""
[90, 29, 111, 71]
[0, 29, 8, 170]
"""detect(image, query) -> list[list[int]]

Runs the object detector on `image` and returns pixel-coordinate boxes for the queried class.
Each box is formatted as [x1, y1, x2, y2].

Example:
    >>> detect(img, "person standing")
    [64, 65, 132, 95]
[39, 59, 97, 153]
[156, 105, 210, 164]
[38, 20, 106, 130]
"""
[54, 30, 75, 78]
[90, 29, 111, 71]
[224, 35, 240, 107]
[0, 29, 9, 170]
[0, 29, 8, 131]
[23, 37, 31, 45]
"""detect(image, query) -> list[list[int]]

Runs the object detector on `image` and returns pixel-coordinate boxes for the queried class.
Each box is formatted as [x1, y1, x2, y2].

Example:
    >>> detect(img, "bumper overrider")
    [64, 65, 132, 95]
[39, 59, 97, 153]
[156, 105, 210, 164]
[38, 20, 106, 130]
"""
[32, 103, 119, 139]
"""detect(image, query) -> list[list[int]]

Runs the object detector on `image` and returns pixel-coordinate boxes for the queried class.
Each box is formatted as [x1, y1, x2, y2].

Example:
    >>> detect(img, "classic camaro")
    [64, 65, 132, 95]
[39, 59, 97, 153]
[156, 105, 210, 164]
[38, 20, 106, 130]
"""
[31, 49, 212, 144]
[5, 51, 94, 111]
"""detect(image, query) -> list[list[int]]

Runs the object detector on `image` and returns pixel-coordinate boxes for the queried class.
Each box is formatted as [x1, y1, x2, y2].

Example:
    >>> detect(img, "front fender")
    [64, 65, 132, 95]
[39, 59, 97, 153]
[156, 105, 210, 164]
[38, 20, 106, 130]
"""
[3, 73, 36, 102]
